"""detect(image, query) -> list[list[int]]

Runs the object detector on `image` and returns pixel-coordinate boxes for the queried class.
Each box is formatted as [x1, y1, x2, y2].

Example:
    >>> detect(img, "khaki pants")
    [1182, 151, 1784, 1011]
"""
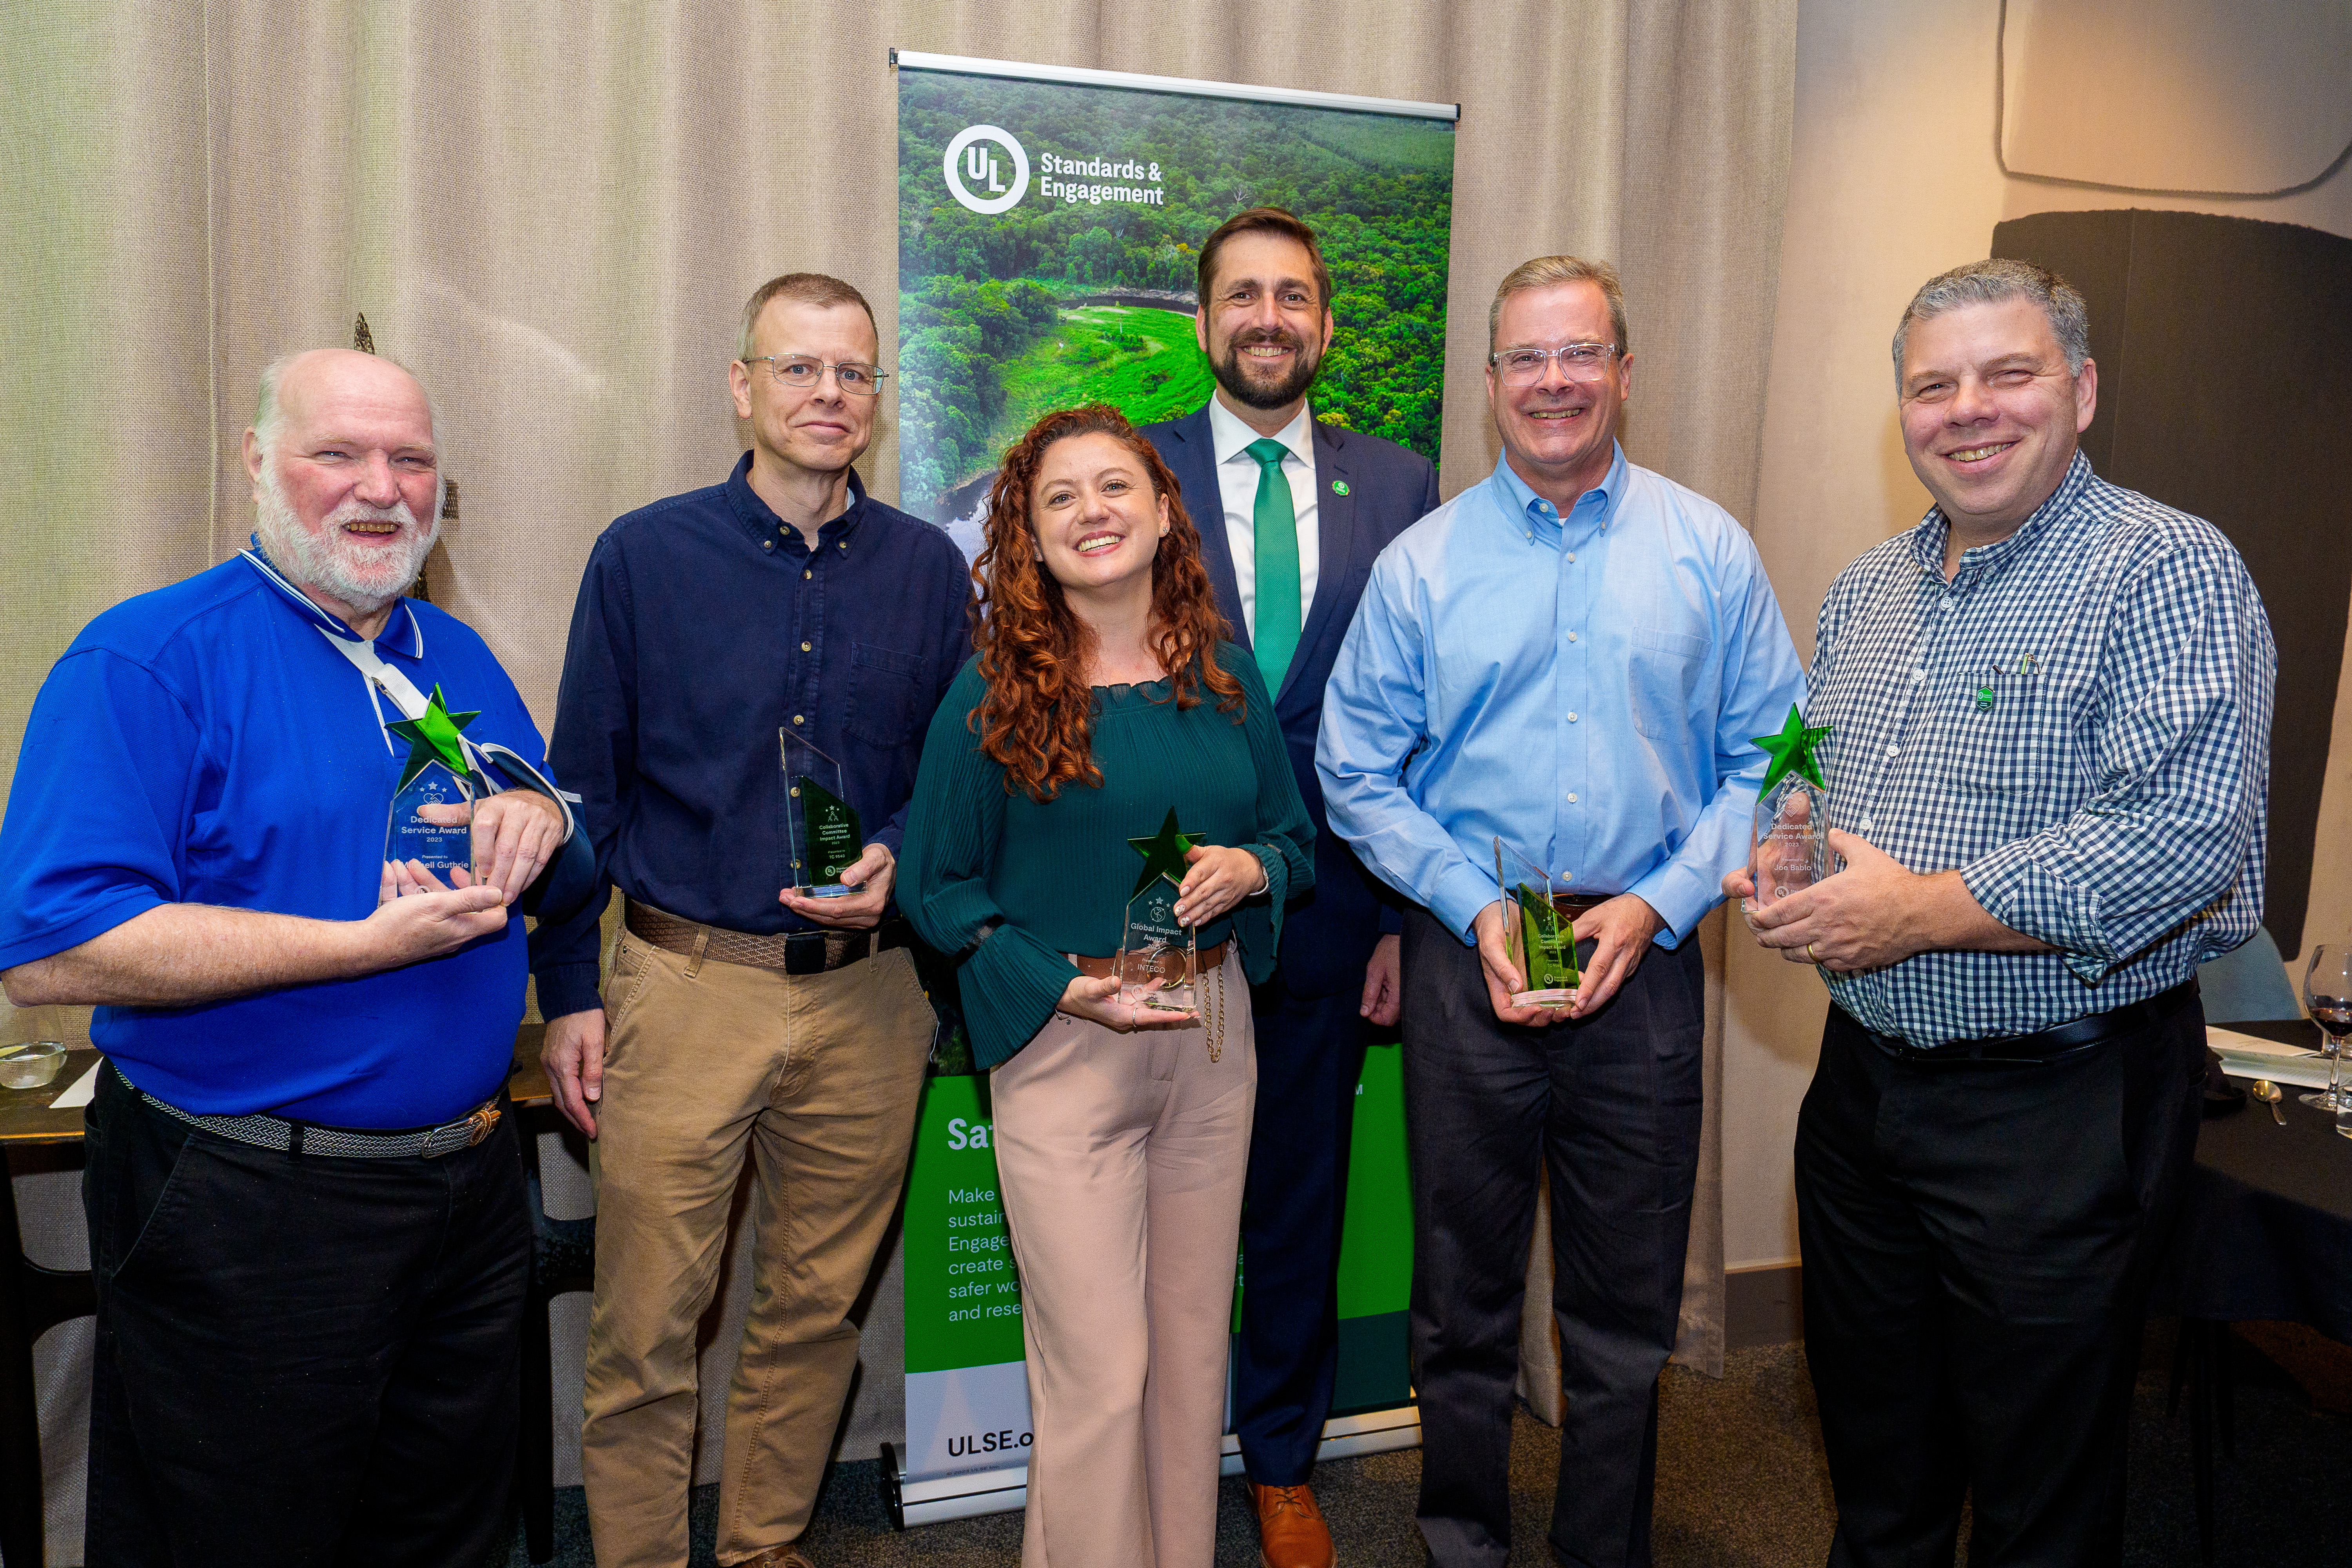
[991, 961, 1257, 1568]
[582, 926, 935, 1568]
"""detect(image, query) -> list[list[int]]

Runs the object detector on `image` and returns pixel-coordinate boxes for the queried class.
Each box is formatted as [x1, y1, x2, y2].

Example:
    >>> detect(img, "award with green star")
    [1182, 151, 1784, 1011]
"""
[781, 731, 863, 896]
[384, 685, 481, 880]
[1749, 703, 1834, 908]
[1494, 838, 1580, 1007]
[1119, 808, 1200, 1013]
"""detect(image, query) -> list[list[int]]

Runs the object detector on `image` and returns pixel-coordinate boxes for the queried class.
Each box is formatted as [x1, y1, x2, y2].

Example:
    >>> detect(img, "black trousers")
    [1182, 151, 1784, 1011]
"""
[1400, 907, 1705, 1568]
[1235, 980, 1372, 1485]
[83, 1066, 530, 1568]
[1796, 996, 2206, 1568]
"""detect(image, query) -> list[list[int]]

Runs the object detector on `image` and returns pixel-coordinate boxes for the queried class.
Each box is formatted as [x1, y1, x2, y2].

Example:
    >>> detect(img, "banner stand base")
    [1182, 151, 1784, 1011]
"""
[882, 1405, 1421, 1530]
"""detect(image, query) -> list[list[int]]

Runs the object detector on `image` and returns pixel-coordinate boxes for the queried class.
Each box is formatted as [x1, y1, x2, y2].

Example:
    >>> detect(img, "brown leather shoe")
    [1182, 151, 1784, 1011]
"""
[737, 1549, 815, 1568]
[1252, 1481, 1336, 1568]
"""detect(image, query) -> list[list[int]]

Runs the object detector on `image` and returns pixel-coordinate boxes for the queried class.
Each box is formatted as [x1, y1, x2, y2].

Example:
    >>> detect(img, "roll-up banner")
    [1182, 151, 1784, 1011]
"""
[886, 49, 1455, 1527]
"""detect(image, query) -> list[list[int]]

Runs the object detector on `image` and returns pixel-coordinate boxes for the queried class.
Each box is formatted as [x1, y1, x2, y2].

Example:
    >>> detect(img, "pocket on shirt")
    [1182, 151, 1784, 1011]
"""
[846, 642, 927, 748]
[1628, 626, 1710, 740]
[1949, 670, 2054, 793]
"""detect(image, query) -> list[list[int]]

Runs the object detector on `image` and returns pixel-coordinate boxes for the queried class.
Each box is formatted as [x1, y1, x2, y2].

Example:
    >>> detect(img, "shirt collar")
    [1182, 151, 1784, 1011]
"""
[726, 451, 870, 555]
[1907, 449, 2096, 587]
[238, 536, 423, 658]
[1489, 442, 1627, 544]
[1208, 396, 1315, 470]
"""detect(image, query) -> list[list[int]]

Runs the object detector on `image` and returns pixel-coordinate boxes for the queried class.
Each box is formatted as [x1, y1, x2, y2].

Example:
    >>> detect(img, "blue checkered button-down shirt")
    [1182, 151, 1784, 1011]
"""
[1809, 452, 2275, 1047]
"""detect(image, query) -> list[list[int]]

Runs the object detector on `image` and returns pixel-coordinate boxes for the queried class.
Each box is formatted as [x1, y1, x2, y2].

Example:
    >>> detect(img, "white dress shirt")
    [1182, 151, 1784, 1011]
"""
[1207, 396, 1319, 641]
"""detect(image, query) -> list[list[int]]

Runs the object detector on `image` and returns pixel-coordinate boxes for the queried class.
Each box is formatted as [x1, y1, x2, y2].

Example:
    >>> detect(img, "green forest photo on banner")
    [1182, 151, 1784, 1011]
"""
[896, 66, 1456, 544]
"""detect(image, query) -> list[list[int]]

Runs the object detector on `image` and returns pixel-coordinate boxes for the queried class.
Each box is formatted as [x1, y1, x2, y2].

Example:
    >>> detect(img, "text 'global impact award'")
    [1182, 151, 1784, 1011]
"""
[384, 684, 479, 882]
[1119, 809, 1198, 1013]
[782, 731, 862, 897]
[1494, 838, 1580, 1009]
[1747, 703, 1833, 911]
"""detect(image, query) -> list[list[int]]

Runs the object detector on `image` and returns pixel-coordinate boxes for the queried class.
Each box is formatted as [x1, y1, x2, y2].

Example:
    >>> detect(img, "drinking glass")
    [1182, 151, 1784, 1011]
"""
[2299, 944, 2352, 1111]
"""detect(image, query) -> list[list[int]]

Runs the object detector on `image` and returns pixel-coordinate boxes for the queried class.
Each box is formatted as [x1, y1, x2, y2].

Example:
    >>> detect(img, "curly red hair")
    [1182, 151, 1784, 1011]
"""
[971, 404, 1243, 801]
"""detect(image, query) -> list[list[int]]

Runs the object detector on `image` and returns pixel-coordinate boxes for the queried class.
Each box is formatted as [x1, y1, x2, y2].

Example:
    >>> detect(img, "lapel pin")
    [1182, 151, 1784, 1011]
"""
[1331, 479, 1349, 495]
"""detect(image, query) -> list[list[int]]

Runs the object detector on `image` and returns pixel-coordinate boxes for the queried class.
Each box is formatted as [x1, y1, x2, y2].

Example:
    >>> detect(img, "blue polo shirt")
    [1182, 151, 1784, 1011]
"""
[0, 548, 559, 1127]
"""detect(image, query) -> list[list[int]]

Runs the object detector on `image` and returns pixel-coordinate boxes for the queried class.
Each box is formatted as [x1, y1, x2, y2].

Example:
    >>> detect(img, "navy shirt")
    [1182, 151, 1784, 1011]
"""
[0, 550, 563, 1126]
[529, 457, 975, 1019]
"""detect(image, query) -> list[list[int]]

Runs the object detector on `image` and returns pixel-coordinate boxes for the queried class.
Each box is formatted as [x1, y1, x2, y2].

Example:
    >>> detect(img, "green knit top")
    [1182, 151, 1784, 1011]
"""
[902, 644, 1314, 1069]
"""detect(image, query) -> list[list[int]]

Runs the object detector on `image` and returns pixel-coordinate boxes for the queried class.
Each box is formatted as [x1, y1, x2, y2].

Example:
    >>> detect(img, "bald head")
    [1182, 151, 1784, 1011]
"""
[243, 348, 443, 622]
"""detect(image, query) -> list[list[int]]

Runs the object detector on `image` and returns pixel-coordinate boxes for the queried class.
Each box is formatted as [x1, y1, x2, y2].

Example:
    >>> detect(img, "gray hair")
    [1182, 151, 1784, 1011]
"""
[1489, 255, 1628, 356]
[1892, 259, 2089, 383]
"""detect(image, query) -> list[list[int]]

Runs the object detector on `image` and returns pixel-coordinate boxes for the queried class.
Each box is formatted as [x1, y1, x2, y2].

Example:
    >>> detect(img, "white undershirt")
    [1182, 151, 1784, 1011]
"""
[1208, 397, 1319, 641]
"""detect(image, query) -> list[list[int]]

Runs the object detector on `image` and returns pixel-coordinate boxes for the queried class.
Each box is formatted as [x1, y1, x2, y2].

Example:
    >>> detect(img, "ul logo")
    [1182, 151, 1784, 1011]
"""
[943, 124, 1031, 216]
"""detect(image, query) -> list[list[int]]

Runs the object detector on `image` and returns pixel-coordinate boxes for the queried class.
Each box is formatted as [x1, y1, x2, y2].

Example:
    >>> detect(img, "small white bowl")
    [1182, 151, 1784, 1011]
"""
[0, 1041, 67, 1091]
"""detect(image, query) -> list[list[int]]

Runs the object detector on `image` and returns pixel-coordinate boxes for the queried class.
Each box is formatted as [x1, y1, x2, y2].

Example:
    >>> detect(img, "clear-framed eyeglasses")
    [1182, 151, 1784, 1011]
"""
[1488, 343, 1622, 387]
[741, 356, 889, 396]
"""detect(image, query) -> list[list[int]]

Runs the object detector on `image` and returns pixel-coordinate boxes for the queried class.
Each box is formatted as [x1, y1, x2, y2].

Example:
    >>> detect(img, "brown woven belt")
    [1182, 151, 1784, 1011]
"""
[1551, 895, 1612, 920]
[624, 900, 910, 975]
[1068, 939, 1229, 981]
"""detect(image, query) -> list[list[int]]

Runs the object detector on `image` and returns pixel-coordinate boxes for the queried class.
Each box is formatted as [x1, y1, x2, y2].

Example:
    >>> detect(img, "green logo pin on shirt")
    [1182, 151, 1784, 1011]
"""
[1331, 480, 1348, 495]
[1975, 685, 1996, 711]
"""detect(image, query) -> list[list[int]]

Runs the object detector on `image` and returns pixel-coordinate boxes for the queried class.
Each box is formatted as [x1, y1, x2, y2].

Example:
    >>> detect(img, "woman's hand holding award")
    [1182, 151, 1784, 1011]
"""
[1120, 809, 1200, 1014]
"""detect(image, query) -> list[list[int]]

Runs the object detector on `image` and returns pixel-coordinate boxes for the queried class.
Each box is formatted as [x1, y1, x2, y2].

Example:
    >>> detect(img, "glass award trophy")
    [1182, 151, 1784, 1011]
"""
[1119, 808, 1199, 1013]
[781, 731, 862, 897]
[385, 763, 476, 880]
[1746, 704, 1834, 911]
[1494, 838, 1579, 1008]
[383, 683, 481, 884]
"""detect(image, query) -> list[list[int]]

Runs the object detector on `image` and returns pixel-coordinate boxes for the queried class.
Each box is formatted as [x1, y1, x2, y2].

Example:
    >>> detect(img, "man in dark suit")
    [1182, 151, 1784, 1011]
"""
[1139, 207, 1440, 1568]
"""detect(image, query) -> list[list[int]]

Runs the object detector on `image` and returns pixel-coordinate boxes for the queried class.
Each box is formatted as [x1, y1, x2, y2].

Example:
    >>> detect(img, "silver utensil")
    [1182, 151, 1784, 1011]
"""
[2252, 1079, 2286, 1125]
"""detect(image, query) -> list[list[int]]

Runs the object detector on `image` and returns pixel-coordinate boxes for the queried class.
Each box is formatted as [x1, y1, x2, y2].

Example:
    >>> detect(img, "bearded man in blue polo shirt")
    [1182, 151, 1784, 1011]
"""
[0, 347, 587, 1567]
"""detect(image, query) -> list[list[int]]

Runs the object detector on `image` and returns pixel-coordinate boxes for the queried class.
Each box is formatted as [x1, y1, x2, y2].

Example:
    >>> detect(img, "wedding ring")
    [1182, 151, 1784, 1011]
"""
[1806, 941, 1820, 964]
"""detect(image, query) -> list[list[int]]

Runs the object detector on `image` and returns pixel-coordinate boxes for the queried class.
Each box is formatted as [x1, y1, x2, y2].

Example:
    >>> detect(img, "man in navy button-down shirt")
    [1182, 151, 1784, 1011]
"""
[1320, 257, 1804, 1568]
[530, 274, 971, 1568]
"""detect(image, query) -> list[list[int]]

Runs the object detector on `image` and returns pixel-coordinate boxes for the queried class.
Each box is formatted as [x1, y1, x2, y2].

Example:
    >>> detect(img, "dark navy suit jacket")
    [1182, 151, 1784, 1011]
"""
[1139, 405, 1440, 998]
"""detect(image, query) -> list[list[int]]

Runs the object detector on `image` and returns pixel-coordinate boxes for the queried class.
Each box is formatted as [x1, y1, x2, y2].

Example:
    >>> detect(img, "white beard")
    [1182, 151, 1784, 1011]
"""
[254, 460, 437, 616]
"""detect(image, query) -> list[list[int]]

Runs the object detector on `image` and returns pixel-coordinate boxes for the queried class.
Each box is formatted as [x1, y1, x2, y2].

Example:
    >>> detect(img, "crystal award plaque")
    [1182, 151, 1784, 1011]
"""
[1119, 808, 1199, 1013]
[1750, 775, 1831, 907]
[781, 731, 862, 897]
[1746, 704, 1835, 911]
[1494, 838, 1580, 1009]
[385, 762, 476, 882]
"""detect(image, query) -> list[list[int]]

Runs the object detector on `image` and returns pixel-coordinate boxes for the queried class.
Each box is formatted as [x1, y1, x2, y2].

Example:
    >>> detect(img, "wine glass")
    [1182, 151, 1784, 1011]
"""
[2299, 944, 2352, 1111]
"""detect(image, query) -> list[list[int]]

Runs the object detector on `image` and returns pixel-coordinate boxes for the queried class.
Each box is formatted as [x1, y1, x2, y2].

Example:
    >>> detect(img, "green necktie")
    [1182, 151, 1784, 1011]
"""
[1247, 437, 1301, 692]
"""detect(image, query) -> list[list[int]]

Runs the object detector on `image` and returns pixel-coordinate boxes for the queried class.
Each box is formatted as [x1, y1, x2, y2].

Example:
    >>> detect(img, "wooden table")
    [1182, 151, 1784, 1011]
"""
[0, 1029, 555, 1568]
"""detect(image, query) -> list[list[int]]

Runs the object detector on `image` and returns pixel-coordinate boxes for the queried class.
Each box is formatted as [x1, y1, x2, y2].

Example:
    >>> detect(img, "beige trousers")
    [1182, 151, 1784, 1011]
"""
[581, 927, 935, 1568]
[990, 962, 1257, 1568]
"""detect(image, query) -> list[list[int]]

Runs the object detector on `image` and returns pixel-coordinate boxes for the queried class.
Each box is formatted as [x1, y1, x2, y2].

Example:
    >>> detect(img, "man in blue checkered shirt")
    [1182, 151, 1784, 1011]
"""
[1731, 259, 2274, 1567]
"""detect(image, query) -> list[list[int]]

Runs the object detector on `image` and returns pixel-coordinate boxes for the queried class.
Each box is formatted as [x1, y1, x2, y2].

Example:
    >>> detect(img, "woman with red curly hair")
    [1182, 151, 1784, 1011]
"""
[903, 404, 1312, 1566]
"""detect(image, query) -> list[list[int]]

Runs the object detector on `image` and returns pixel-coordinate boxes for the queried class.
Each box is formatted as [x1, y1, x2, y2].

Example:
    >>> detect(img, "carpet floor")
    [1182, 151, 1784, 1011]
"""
[503, 1321, 2350, 1565]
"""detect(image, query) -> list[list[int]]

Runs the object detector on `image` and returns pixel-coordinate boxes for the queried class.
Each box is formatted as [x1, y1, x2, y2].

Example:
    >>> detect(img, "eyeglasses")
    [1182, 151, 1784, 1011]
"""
[1488, 343, 1622, 387]
[741, 356, 889, 396]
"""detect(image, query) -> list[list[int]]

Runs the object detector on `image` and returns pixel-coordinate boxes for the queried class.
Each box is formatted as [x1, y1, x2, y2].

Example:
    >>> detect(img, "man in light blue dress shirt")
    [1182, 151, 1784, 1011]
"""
[1318, 256, 1804, 1568]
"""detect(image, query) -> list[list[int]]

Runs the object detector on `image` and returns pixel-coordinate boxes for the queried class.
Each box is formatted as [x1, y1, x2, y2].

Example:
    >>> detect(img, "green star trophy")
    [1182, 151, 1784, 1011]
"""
[781, 731, 862, 897]
[384, 685, 480, 882]
[1119, 809, 1199, 1013]
[1494, 838, 1580, 1008]
[1749, 703, 1833, 909]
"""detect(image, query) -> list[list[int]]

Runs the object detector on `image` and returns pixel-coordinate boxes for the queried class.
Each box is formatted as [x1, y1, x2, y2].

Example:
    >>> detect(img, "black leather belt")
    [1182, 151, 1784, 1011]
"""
[1840, 977, 2198, 1066]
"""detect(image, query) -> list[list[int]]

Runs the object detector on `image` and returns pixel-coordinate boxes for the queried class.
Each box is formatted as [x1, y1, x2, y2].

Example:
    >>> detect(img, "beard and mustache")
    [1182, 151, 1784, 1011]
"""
[1212, 325, 1324, 410]
[253, 457, 439, 616]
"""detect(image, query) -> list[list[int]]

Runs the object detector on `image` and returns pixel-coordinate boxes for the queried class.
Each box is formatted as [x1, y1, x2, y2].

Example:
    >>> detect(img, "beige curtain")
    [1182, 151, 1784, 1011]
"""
[4, 0, 1793, 1549]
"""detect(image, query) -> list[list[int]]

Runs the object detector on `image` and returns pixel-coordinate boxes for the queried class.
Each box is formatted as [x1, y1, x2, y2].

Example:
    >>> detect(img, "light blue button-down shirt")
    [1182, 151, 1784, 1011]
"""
[1316, 445, 1806, 946]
